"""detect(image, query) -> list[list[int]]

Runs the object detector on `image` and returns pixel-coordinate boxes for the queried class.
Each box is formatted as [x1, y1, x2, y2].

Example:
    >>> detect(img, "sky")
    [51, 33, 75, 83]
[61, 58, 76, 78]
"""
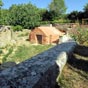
[2, 0, 88, 13]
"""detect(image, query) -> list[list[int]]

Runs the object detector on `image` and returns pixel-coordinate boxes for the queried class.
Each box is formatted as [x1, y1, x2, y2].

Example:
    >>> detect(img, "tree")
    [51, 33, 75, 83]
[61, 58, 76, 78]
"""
[77, 11, 84, 24]
[42, 10, 55, 21]
[83, 3, 88, 12]
[83, 3, 88, 19]
[2, 9, 9, 25]
[9, 3, 42, 29]
[0, 0, 3, 7]
[49, 0, 66, 19]
[67, 11, 79, 23]
[0, 0, 3, 24]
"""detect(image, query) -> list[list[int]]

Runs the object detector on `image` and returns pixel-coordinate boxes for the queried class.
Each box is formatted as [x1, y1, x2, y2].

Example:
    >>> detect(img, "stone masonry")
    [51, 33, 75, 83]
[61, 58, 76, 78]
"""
[0, 41, 76, 88]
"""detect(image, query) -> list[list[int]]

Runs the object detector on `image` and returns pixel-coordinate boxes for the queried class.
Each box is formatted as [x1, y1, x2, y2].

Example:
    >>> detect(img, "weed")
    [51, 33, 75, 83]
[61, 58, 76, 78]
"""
[0, 49, 3, 54]
[70, 28, 88, 44]
[2, 47, 13, 63]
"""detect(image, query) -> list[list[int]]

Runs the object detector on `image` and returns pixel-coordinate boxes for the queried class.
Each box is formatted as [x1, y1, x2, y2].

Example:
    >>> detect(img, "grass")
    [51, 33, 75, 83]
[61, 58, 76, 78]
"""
[0, 49, 3, 54]
[7, 44, 53, 63]
[17, 32, 29, 37]
[2, 46, 13, 63]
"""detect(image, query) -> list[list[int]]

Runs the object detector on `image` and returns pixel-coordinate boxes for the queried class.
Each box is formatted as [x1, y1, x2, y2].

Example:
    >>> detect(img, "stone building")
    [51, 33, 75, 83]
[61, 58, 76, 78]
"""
[29, 26, 65, 44]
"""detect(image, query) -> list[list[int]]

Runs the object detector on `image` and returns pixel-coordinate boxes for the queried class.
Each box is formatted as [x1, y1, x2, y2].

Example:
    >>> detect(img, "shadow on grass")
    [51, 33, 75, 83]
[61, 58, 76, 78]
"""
[68, 44, 88, 72]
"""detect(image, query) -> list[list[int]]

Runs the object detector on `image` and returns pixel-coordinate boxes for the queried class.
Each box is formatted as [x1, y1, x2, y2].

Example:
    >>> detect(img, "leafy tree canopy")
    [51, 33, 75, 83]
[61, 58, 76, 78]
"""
[49, 0, 66, 19]
[0, 0, 3, 7]
[9, 3, 42, 29]
[83, 3, 88, 12]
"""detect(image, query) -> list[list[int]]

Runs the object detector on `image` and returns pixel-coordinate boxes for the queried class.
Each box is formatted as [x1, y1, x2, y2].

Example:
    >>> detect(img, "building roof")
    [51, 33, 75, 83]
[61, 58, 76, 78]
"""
[37, 26, 64, 36]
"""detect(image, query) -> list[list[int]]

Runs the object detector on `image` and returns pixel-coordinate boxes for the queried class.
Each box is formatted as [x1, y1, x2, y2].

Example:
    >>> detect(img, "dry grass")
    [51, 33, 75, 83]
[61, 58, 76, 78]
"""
[58, 45, 88, 88]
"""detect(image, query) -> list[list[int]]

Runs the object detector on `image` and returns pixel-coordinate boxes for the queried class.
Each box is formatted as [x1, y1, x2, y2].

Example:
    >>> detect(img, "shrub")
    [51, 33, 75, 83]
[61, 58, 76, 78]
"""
[17, 32, 29, 37]
[2, 47, 13, 63]
[12, 25, 23, 32]
[40, 21, 50, 25]
[0, 49, 3, 54]
[51, 19, 70, 24]
[70, 28, 88, 44]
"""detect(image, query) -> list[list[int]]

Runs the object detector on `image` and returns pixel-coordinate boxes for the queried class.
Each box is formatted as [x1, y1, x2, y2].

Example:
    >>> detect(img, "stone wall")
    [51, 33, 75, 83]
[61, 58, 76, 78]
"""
[0, 41, 76, 88]
[0, 30, 12, 47]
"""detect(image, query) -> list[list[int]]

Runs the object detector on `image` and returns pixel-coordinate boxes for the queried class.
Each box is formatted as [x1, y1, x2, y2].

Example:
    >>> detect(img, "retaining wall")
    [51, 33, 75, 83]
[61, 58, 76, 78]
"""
[0, 41, 76, 88]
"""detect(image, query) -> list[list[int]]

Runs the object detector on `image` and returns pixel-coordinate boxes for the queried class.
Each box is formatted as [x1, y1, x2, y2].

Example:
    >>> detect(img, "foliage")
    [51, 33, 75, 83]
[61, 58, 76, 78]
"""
[1, 1, 88, 27]
[0, 9, 9, 25]
[9, 3, 41, 29]
[83, 3, 88, 20]
[67, 11, 79, 23]
[40, 21, 50, 25]
[83, 3, 88, 12]
[52, 19, 70, 23]
[0, 0, 3, 7]
[67, 3, 88, 23]
[12, 25, 23, 31]
[0, 49, 3, 54]
[41, 19, 70, 25]
[49, 0, 66, 19]
[0, 0, 4, 24]
[70, 28, 88, 44]
[17, 32, 29, 37]
[42, 10, 56, 21]
[2, 47, 13, 63]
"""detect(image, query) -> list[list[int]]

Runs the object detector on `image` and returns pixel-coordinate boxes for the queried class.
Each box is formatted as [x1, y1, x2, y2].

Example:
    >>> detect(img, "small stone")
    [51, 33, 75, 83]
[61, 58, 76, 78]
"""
[31, 71, 36, 76]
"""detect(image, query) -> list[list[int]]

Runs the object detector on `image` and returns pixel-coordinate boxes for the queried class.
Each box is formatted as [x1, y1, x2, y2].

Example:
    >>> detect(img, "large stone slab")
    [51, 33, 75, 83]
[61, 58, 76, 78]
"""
[0, 41, 76, 88]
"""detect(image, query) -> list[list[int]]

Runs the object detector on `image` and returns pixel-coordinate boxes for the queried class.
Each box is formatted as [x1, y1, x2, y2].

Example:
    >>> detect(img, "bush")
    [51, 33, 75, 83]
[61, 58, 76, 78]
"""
[12, 25, 23, 32]
[0, 49, 3, 54]
[70, 28, 88, 44]
[17, 32, 29, 37]
[2, 47, 13, 63]
[54, 19, 70, 23]
[40, 21, 50, 25]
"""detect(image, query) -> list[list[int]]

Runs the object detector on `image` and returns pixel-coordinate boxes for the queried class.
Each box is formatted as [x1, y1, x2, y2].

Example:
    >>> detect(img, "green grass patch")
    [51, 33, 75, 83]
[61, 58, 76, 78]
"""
[0, 49, 3, 54]
[7, 44, 53, 63]
[2, 47, 13, 63]
[17, 32, 29, 37]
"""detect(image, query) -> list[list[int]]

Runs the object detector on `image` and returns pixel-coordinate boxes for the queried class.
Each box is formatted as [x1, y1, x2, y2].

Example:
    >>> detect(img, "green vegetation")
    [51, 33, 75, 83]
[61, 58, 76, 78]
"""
[9, 3, 41, 29]
[12, 25, 23, 31]
[2, 46, 13, 63]
[6, 45, 53, 63]
[0, 0, 3, 24]
[0, 49, 3, 54]
[49, 0, 66, 19]
[0, 0, 88, 27]
[67, 3, 88, 23]
[70, 28, 88, 44]
[17, 32, 29, 37]
[0, 0, 67, 28]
